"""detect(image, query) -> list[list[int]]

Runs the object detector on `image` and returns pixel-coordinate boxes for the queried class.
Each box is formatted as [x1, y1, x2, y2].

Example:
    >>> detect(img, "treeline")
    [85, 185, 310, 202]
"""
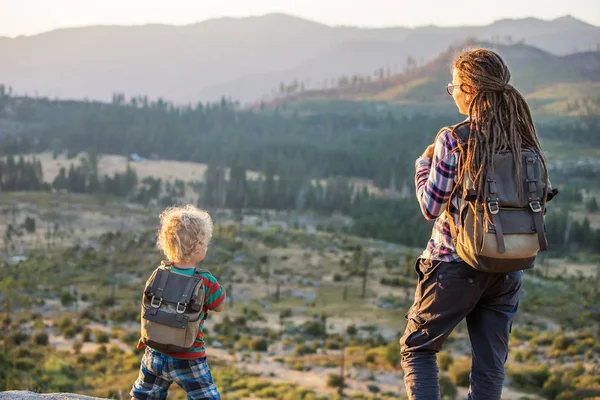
[0, 153, 144, 201]
[51, 152, 139, 199]
[537, 113, 600, 146]
[0, 155, 47, 191]
[3, 151, 600, 253]
[0, 93, 450, 189]
[1, 93, 598, 194]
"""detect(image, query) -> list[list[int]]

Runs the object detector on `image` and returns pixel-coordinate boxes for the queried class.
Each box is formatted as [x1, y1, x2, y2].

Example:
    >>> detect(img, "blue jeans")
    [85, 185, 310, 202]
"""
[400, 259, 522, 400]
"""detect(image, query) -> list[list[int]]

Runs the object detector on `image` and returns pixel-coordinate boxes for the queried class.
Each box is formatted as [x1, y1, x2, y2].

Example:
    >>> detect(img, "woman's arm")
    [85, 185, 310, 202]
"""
[415, 129, 458, 220]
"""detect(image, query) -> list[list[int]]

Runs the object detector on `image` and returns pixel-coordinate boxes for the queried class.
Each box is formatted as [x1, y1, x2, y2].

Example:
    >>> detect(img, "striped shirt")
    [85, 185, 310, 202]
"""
[415, 128, 462, 262]
[138, 266, 226, 359]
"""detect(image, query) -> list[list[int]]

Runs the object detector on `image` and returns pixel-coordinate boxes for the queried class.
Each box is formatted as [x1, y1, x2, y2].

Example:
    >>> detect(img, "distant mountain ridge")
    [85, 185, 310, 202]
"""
[279, 41, 600, 117]
[0, 13, 599, 104]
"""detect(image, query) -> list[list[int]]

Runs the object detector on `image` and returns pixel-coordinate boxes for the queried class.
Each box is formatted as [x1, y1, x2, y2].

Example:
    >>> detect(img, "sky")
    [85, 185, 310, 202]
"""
[0, 0, 599, 37]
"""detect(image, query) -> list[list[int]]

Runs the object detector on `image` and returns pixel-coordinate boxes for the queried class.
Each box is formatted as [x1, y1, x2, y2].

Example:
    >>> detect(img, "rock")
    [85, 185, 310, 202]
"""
[0, 391, 107, 400]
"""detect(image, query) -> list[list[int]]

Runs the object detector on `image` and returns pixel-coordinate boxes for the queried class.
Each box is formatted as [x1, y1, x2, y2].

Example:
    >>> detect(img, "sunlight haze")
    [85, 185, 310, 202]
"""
[0, 0, 599, 37]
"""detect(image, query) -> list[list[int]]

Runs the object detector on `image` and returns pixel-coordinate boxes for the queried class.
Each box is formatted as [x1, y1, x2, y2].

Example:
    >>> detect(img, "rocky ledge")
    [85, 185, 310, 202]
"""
[0, 392, 106, 400]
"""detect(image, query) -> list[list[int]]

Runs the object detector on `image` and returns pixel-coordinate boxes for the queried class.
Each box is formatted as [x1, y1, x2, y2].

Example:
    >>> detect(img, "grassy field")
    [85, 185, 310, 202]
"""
[0, 191, 598, 399]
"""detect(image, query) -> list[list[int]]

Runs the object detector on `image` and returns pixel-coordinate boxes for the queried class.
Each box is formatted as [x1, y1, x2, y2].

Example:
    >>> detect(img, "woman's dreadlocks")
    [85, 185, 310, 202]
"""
[452, 48, 547, 214]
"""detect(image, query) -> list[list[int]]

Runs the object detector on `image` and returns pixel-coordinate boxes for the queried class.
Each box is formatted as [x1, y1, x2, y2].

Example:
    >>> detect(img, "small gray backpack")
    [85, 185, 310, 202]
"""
[445, 123, 558, 273]
[140, 262, 209, 353]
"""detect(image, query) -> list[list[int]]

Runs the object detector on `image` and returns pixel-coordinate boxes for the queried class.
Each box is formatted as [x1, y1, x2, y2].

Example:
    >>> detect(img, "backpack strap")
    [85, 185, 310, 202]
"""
[150, 268, 170, 305]
[175, 274, 200, 313]
[486, 167, 506, 253]
[193, 268, 211, 276]
[443, 121, 471, 241]
[446, 209, 458, 241]
[192, 268, 212, 313]
[525, 154, 547, 251]
[453, 122, 471, 144]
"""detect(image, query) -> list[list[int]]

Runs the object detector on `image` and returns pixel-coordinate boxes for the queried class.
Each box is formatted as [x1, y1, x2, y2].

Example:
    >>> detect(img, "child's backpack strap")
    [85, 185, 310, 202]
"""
[193, 267, 212, 276]
[179, 272, 200, 311]
[190, 268, 212, 313]
[149, 267, 170, 302]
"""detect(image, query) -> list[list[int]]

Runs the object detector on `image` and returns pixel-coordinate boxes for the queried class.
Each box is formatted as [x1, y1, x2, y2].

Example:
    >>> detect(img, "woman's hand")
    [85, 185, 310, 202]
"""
[421, 144, 435, 159]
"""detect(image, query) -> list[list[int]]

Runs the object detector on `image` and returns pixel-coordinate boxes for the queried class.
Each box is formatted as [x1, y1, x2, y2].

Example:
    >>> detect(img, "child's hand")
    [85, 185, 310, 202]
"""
[213, 303, 225, 313]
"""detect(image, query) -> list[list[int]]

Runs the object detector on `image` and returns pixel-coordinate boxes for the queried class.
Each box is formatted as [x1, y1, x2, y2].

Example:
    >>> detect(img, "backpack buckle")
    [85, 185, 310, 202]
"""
[529, 200, 542, 213]
[176, 302, 187, 314]
[488, 200, 499, 214]
[150, 296, 162, 308]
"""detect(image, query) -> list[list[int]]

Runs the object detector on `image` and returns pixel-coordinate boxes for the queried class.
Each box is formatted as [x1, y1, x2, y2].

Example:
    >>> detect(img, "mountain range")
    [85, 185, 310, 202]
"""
[0, 13, 599, 104]
[283, 41, 600, 108]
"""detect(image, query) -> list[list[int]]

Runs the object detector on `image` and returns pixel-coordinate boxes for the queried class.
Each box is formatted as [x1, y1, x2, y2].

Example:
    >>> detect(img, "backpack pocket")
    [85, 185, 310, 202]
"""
[141, 301, 203, 352]
[481, 208, 540, 259]
[456, 204, 538, 273]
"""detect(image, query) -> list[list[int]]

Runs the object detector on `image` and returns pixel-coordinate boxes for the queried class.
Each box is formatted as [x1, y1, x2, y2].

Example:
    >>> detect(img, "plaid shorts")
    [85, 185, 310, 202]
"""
[131, 348, 220, 400]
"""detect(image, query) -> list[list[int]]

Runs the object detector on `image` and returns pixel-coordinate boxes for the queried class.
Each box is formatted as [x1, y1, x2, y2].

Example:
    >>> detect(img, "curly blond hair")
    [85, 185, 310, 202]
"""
[156, 205, 213, 262]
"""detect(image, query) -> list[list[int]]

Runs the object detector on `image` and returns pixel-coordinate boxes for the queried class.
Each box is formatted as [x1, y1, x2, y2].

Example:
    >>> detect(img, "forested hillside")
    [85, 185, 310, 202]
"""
[0, 87, 599, 253]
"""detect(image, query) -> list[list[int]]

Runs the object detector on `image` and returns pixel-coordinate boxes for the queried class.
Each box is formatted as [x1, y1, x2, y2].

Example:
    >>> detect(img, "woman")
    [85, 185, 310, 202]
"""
[400, 48, 548, 399]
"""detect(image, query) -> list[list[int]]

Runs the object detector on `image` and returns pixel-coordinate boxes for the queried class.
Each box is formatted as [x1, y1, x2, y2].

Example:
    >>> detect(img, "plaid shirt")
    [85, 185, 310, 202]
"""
[415, 128, 462, 262]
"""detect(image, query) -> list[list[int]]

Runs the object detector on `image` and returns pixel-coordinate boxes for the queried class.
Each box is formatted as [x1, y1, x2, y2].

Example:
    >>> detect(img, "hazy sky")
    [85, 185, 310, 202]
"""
[1, 0, 598, 37]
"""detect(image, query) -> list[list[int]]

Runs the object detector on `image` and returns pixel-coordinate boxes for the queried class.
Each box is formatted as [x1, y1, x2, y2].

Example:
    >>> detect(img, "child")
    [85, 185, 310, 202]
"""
[131, 205, 225, 400]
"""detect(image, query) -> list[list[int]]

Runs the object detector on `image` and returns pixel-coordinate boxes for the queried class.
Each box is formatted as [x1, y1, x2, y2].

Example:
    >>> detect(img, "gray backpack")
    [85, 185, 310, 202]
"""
[445, 123, 558, 273]
[140, 262, 209, 353]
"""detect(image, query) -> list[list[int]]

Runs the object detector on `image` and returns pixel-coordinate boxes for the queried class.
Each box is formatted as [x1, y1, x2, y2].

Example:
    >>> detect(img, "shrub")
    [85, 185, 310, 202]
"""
[81, 329, 92, 342]
[95, 331, 110, 344]
[439, 375, 457, 399]
[63, 325, 79, 339]
[122, 330, 140, 344]
[507, 364, 550, 391]
[235, 336, 252, 351]
[511, 328, 536, 341]
[292, 362, 305, 371]
[32, 331, 49, 346]
[448, 359, 471, 387]
[279, 309, 292, 320]
[346, 324, 357, 336]
[365, 352, 377, 363]
[250, 338, 269, 352]
[24, 216, 36, 233]
[7, 331, 30, 346]
[437, 351, 454, 371]
[551, 334, 574, 351]
[72, 341, 83, 354]
[15, 358, 35, 370]
[531, 332, 556, 346]
[512, 350, 523, 362]
[294, 344, 316, 356]
[300, 320, 326, 337]
[55, 317, 72, 331]
[60, 290, 76, 307]
[326, 373, 344, 389]
[541, 373, 567, 399]
[367, 384, 381, 393]
[385, 343, 400, 368]
[380, 276, 412, 288]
